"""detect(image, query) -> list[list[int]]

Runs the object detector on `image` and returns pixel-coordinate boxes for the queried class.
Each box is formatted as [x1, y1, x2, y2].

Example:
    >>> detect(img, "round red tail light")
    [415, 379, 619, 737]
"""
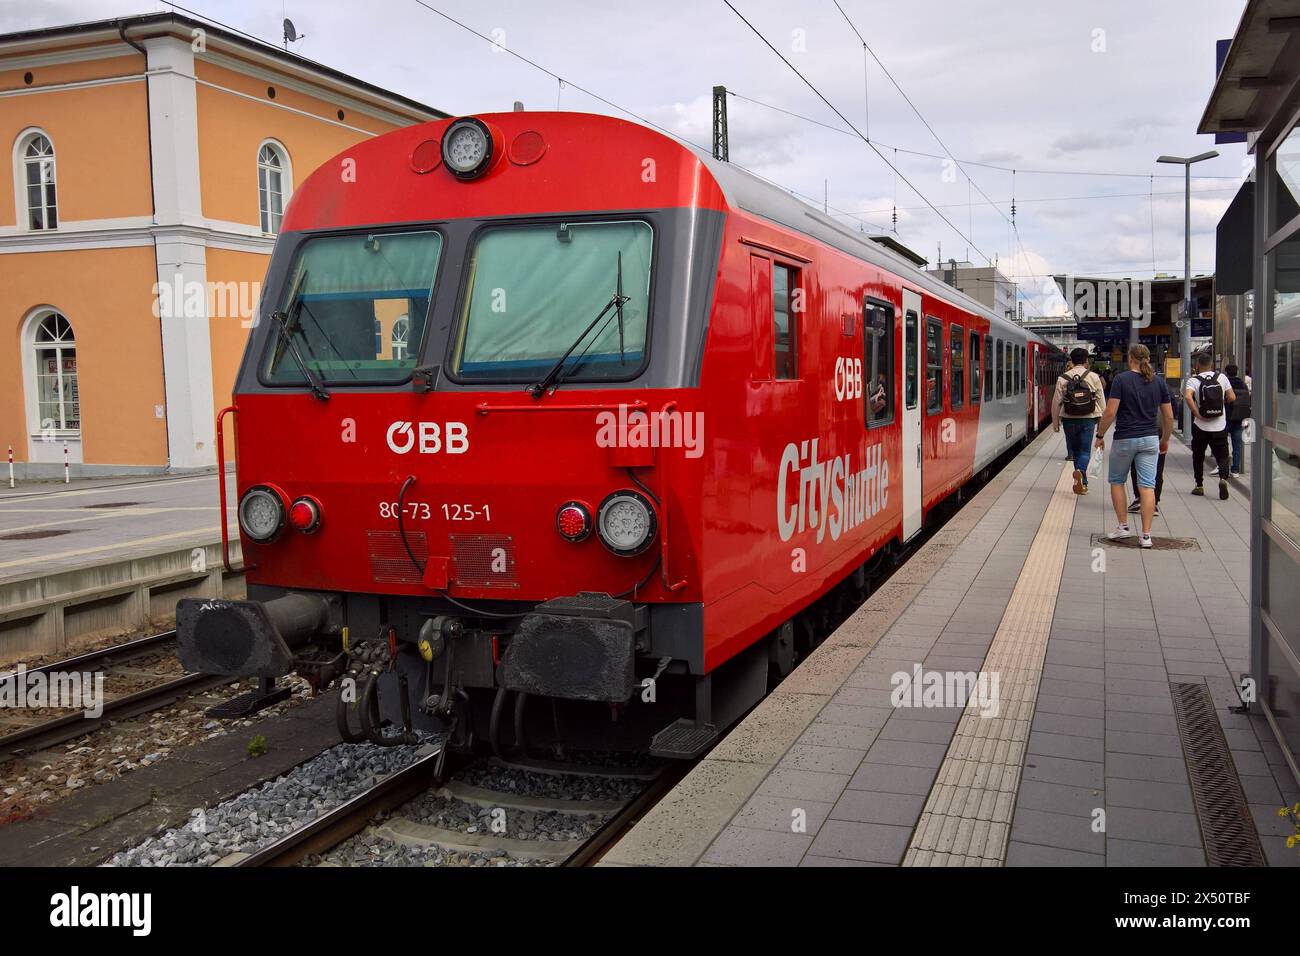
[556, 501, 591, 542]
[288, 496, 321, 533]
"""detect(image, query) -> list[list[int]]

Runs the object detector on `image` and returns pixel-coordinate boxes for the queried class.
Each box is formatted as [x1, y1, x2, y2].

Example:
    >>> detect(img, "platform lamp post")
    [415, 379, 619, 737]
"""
[1157, 150, 1218, 436]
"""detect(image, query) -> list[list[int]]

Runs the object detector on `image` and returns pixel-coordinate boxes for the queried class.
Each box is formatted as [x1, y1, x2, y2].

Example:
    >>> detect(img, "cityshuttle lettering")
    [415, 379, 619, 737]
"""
[777, 438, 888, 543]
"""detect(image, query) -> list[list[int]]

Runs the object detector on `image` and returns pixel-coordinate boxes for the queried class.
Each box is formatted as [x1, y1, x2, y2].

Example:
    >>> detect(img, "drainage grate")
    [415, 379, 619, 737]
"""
[0, 529, 74, 541]
[1090, 533, 1201, 551]
[1168, 682, 1266, 866]
[83, 501, 139, 509]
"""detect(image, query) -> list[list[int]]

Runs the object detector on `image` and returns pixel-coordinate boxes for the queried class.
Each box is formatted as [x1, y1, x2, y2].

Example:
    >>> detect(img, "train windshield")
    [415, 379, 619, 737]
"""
[450, 219, 653, 383]
[263, 230, 441, 385]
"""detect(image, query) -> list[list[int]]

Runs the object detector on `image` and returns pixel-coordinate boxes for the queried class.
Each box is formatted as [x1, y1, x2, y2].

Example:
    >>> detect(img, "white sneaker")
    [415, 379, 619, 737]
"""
[1140, 534, 1153, 549]
[1108, 524, 1134, 540]
[1230, 471, 1242, 478]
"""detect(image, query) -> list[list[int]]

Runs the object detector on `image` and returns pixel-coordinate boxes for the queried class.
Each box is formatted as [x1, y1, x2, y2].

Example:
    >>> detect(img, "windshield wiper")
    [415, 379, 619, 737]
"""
[527, 253, 630, 399]
[270, 309, 330, 401]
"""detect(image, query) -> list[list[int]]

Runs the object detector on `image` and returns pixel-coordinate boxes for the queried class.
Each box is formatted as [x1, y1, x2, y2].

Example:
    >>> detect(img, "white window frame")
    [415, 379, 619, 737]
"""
[257, 138, 292, 235]
[12, 127, 58, 232]
[21, 306, 81, 439]
[391, 313, 410, 361]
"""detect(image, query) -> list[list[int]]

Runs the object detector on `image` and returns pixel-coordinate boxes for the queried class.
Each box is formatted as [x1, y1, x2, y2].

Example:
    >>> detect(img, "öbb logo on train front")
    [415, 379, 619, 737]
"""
[385, 421, 469, 455]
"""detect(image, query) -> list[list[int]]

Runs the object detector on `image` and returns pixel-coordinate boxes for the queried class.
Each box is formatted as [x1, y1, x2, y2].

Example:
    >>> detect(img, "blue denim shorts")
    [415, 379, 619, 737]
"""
[1109, 435, 1160, 487]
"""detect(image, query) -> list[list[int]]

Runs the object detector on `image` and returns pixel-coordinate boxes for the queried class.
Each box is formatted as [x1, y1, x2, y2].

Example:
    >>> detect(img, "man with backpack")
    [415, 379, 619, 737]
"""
[1052, 347, 1106, 494]
[1224, 363, 1250, 477]
[1184, 351, 1236, 499]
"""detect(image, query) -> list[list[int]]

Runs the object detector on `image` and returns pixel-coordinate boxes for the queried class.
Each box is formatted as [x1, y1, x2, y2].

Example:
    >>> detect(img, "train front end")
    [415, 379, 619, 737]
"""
[176, 113, 731, 757]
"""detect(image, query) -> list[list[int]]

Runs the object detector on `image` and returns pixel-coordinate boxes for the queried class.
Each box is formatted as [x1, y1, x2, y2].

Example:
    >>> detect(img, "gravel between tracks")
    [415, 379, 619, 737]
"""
[107, 737, 433, 866]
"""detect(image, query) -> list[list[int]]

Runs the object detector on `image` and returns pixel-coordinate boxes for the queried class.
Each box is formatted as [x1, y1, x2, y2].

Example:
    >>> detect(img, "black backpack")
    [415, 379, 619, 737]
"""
[1228, 378, 1251, 422]
[1196, 372, 1225, 418]
[1061, 370, 1097, 416]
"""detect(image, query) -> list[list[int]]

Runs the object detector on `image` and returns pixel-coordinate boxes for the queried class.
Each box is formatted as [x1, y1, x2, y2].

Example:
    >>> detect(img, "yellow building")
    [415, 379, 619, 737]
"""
[0, 13, 444, 475]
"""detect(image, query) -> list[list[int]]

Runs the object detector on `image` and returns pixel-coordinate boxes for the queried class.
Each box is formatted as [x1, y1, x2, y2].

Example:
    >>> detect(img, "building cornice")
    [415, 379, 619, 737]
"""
[0, 217, 275, 255]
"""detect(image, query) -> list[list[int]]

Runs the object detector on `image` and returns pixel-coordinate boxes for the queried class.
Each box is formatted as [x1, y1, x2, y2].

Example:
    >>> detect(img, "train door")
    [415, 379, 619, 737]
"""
[1031, 345, 1040, 427]
[902, 289, 922, 541]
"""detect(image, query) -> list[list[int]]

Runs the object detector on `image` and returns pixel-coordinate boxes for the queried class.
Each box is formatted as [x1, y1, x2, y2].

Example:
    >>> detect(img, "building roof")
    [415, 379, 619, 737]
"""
[1199, 0, 1300, 141]
[0, 11, 447, 123]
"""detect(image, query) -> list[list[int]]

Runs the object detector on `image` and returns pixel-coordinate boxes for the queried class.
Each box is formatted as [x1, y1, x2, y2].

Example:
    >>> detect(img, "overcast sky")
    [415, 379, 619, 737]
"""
[8, 0, 1251, 313]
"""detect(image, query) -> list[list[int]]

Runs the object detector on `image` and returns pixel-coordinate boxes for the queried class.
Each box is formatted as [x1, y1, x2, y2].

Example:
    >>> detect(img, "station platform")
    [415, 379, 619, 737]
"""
[604, 429, 1300, 867]
[0, 471, 241, 659]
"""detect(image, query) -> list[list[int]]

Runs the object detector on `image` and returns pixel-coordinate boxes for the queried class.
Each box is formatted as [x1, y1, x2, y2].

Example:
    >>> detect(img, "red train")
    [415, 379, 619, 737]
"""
[178, 112, 1063, 757]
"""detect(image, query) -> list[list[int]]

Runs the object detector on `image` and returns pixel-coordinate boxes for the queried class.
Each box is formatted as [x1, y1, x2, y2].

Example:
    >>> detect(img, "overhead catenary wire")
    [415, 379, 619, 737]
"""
[724, 90, 1243, 181]
[403, 1, 892, 234]
[721, 0, 997, 266]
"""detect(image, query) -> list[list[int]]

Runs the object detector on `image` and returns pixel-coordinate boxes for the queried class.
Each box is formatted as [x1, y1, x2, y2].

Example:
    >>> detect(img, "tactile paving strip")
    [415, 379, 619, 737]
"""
[902, 465, 1077, 867]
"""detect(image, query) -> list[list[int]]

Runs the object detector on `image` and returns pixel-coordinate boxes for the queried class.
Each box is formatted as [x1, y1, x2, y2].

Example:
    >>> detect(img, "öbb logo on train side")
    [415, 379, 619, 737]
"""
[777, 437, 889, 544]
[385, 421, 470, 455]
[833, 356, 863, 402]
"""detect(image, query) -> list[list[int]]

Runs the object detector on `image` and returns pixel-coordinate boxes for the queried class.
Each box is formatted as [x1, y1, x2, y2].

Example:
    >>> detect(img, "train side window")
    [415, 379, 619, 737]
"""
[993, 337, 1001, 399]
[925, 317, 943, 414]
[1021, 346, 1027, 393]
[970, 330, 981, 405]
[950, 323, 965, 410]
[985, 334, 994, 401]
[1278, 344, 1288, 394]
[905, 310, 918, 409]
[1004, 341, 1012, 397]
[1292, 341, 1300, 394]
[773, 264, 798, 380]
[864, 298, 894, 425]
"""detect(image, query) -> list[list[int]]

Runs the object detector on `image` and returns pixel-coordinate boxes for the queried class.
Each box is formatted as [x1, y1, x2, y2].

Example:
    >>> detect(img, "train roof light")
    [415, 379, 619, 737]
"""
[596, 490, 657, 557]
[442, 118, 494, 180]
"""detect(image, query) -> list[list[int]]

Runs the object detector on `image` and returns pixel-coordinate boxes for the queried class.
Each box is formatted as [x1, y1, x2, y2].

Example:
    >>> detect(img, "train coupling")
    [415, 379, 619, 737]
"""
[176, 592, 338, 678]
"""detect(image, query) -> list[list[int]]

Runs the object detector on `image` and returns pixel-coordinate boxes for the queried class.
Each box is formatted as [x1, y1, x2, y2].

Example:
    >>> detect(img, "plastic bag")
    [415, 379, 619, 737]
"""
[1086, 448, 1103, 480]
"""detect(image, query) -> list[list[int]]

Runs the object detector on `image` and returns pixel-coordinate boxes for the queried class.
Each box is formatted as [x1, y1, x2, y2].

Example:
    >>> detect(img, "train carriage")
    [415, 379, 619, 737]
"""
[178, 112, 1063, 758]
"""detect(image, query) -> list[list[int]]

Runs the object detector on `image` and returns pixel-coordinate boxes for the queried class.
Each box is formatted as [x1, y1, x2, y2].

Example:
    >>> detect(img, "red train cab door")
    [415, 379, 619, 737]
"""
[901, 288, 922, 541]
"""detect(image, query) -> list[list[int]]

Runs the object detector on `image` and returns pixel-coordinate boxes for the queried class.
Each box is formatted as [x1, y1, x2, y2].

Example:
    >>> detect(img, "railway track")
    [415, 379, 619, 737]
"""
[234, 750, 687, 868]
[0, 630, 237, 760]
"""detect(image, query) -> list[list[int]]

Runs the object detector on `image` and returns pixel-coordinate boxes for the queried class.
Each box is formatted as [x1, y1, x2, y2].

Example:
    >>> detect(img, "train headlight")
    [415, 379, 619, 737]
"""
[596, 490, 657, 557]
[441, 118, 493, 179]
[238, 486, 286, 542]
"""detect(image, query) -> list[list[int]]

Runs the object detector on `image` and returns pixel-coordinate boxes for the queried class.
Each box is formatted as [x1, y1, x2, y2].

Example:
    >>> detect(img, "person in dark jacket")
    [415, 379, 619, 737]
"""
[1223, 363, 1250, 477]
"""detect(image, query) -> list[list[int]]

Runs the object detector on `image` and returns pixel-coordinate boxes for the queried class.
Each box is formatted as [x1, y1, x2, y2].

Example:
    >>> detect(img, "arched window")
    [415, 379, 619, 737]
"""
[21, 132, 57, 230]
[257, 142, 289, 234]
[392, 314, 410, 361]
[33, 312, 79, 432]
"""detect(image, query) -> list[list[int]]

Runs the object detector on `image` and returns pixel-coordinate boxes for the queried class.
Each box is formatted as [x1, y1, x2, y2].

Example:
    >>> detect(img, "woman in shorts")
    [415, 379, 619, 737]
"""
[1094, 345, 1174, 549]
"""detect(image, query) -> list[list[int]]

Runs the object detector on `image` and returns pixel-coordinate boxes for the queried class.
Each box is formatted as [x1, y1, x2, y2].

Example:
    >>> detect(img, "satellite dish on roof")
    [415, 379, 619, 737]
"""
[283, 18, 305, 49]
